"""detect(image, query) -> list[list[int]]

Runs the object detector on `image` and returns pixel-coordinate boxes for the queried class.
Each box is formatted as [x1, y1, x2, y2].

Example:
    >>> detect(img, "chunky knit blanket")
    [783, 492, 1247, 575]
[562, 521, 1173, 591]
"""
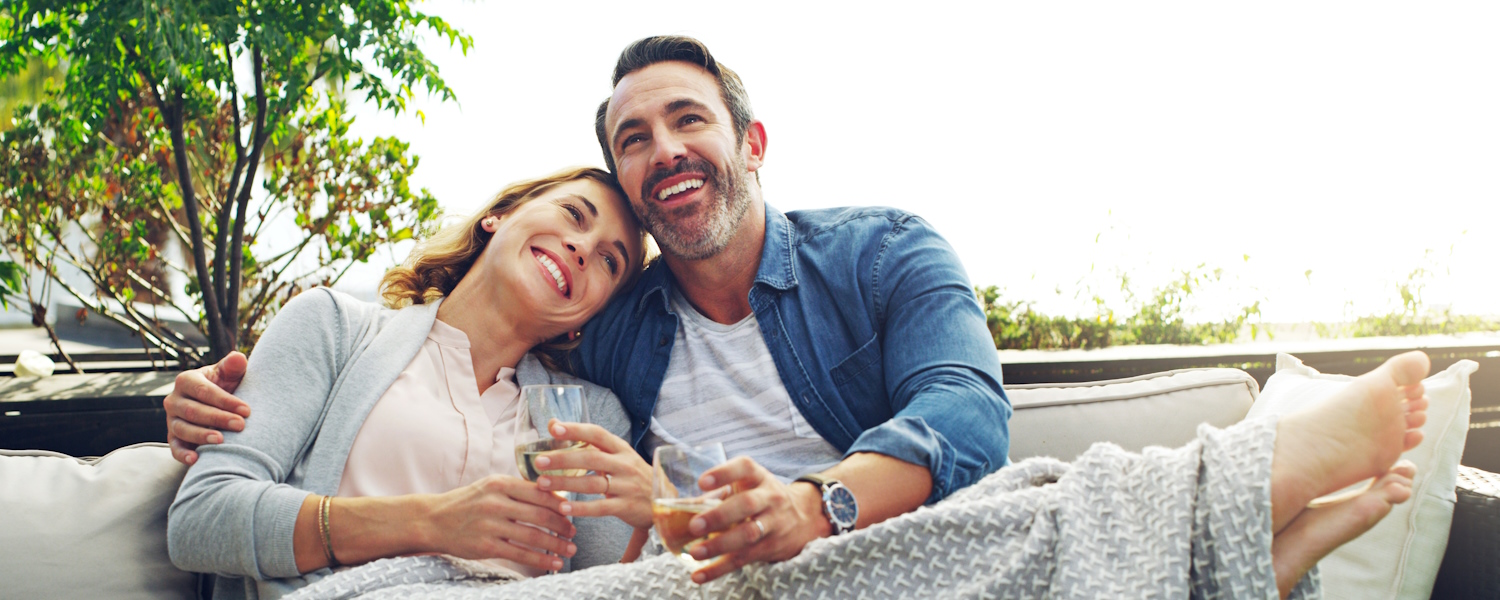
[286, 417, 1318, 599]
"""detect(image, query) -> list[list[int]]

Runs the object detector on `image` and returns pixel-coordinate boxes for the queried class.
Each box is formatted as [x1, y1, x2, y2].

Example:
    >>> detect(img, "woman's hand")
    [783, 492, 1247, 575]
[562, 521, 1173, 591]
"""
[534, 421, 654, 529]
[419, 474, 579, 571]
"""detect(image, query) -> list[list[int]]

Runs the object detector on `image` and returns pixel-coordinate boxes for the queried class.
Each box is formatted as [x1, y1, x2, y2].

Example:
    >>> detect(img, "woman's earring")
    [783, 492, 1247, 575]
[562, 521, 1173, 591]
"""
[567, 330, 581, 342]
[482, 217, 495, 230]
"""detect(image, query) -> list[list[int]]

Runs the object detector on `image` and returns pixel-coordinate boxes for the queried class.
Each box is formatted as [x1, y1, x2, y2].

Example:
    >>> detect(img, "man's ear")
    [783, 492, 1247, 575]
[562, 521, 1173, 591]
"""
[743, 121, 767, 172]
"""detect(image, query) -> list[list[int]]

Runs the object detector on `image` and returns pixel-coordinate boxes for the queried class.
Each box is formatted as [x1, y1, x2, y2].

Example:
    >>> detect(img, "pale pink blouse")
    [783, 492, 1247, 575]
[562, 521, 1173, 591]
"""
[338, 318, 544, 578]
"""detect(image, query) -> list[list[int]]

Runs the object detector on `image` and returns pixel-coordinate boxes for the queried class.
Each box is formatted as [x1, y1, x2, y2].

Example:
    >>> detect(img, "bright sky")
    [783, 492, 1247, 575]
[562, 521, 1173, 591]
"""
[341, 1, 1500, 324]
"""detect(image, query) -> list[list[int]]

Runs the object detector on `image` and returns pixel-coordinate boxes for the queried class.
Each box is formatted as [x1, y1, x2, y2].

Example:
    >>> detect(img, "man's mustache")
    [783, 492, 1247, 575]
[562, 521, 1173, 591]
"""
[641, 159, 717, 203]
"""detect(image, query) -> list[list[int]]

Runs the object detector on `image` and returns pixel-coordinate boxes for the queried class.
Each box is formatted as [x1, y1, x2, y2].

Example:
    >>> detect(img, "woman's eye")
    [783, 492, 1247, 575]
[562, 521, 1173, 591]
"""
[565, 205, 584, 223]
[604, 254, 618, 275]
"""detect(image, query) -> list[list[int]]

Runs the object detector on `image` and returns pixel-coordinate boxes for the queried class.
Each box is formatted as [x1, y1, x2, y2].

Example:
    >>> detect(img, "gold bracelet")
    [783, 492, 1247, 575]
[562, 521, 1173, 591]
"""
[318, 495, 340, 567]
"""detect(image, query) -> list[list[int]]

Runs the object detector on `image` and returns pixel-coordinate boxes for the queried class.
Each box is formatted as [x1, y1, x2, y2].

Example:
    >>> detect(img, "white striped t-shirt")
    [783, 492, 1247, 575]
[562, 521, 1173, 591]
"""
[641, 288, 845, 481]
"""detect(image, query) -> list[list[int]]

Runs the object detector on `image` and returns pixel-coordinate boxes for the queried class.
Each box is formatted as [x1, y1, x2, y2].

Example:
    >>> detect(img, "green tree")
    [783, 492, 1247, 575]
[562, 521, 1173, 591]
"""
[0, 1, 467, 364]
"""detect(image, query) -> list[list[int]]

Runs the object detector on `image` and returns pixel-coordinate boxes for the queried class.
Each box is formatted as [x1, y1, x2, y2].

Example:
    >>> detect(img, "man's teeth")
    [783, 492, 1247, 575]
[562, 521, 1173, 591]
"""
[657, 179, 704, 201]
[537, 252, 567, 294]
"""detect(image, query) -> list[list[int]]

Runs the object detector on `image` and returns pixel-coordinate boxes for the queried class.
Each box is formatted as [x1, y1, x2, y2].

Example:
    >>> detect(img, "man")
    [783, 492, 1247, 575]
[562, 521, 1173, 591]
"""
[164, 35, 1011, 583]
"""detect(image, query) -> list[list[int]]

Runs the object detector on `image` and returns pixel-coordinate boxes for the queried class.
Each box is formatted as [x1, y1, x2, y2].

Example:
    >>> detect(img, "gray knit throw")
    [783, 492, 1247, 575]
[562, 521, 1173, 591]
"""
[288, 417, 1319, 599]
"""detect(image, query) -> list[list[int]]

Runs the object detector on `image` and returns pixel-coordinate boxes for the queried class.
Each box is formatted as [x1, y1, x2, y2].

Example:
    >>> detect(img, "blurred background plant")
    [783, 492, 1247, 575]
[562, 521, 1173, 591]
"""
[0, 1, 465, 366]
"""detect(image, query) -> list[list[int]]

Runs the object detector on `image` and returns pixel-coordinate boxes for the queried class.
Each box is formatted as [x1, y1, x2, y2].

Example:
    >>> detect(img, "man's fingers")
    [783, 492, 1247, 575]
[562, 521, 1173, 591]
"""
[687, 516, 766, 563]
[699, 456, 764, 494]
[171, 370, 251, 421]
[210, 352, 250, 399]
[168, 438, 199, 466]
[692, 491, 767, 538]
[169, 417, 227, 447]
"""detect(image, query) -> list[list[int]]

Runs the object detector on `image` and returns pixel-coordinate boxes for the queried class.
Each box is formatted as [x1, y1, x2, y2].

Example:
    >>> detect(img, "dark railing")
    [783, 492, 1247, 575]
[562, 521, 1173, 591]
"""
[999, 335, 1500, 473]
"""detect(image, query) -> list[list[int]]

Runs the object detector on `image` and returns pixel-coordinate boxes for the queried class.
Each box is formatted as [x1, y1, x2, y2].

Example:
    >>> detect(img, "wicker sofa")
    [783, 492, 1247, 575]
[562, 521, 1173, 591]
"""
[1, 360, 1494, 599]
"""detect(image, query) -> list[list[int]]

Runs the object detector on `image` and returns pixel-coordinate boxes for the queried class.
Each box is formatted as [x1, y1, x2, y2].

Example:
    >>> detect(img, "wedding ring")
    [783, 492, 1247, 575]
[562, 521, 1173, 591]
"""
[604, 473, 612, 495]
[752, 518, 768, 542]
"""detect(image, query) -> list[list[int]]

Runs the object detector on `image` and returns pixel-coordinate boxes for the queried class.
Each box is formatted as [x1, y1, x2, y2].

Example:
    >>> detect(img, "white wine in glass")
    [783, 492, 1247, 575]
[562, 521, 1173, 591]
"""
[651, 442, 729, 570]
[513, 385, 590, 482]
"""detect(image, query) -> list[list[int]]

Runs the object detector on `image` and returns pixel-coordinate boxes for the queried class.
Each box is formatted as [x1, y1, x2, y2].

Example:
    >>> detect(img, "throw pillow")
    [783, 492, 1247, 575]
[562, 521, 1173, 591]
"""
[1246, 353, 1476, 600]
[0, 442, 197, 600]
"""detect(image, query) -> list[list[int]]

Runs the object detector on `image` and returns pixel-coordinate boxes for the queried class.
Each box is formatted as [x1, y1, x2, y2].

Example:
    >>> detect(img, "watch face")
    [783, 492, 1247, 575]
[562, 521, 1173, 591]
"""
[826, 484, 859, 530]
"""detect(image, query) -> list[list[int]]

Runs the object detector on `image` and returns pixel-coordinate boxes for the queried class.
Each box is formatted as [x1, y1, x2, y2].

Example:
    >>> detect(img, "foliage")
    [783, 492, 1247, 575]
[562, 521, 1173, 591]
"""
[0, 1, 467, 365]
[0, 259, 22, 310]
[975, 264, 1265, 350]
[1317, 255, 1499, 338]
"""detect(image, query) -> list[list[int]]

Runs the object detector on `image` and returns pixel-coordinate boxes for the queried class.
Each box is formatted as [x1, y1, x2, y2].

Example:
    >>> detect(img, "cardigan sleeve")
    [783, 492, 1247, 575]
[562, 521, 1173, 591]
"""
[167, 289, 349, 579]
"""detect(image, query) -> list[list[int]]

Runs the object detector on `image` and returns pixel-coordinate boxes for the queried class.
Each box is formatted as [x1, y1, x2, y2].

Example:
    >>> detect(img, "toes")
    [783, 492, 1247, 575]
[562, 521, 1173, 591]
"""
[1405, 395, 1429, 413]
[1385, 351, 1431, 387]
[1406, 410, 1427, 430]
[1389, 460, 1417, 480]
[1403, 429, 1425, 451]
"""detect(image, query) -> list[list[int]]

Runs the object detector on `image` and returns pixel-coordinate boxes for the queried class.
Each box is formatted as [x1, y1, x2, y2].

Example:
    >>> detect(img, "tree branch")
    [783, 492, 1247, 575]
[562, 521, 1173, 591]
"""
[225, 44, 268, 349]
[166, 89, 229, 359]
[213, 39, 248, 316]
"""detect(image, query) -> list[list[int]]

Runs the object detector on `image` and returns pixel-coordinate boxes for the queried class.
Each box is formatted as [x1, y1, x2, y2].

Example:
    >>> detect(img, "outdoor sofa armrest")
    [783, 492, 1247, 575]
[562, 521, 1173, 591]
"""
[1431, 465, 1500, 598]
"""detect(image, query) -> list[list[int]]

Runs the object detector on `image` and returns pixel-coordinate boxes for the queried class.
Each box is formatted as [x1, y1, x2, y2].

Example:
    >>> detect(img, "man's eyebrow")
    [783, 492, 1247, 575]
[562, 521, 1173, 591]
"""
[611, 117, 643, 148]
[610, 98, 716, 147]
[614, 240, 630, 268]
[665, 98, 712, 116]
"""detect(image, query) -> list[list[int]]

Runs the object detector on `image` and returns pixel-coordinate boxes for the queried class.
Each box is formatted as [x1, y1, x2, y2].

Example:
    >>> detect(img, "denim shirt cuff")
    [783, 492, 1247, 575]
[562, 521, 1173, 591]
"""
[845, 416, 958, 505]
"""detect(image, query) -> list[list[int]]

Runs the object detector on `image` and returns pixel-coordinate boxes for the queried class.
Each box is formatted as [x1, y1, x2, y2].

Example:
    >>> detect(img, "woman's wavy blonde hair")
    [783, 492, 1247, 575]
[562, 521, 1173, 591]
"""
[379, 166, 647, 369]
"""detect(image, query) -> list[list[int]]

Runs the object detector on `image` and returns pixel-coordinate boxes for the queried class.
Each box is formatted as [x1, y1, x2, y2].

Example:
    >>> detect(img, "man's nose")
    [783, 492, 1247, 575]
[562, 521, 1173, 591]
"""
[650, 130, 686, 167]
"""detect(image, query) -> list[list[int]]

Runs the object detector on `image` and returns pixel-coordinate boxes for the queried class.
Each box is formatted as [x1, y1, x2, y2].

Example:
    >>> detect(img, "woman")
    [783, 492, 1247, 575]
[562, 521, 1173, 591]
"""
[168, 167, 649, 599]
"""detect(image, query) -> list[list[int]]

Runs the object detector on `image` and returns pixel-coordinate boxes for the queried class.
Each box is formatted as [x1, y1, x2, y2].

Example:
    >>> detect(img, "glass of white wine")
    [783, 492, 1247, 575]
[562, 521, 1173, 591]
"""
[513, 385, 591, 482]
[651, 442, 730, 572]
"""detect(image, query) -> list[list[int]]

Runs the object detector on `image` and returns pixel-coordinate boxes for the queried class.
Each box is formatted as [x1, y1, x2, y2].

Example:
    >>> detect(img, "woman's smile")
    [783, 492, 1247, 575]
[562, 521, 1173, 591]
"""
[532, 247, 572, 298]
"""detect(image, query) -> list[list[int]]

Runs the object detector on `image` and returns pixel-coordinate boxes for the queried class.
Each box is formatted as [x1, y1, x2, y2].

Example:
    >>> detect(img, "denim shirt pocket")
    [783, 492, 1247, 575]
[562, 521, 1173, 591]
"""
[827, 334, 883, 415]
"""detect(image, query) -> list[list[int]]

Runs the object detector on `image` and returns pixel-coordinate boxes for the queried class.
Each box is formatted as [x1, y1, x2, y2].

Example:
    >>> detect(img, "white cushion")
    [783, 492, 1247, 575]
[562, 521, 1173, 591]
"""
[0, 442, 197, 599]
[1007, 368, 1259, 462]
[1245, 353, 1476, 600]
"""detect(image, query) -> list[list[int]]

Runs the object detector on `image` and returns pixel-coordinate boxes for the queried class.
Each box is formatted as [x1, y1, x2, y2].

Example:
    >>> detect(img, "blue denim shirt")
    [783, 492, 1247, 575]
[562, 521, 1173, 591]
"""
[570, 205, 1011, 503]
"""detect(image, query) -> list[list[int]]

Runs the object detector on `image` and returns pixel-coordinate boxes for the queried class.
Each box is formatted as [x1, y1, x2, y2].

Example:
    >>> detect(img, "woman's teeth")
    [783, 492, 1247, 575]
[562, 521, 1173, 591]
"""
[657, 178, 704, 201]
[536, 252, 568, 295]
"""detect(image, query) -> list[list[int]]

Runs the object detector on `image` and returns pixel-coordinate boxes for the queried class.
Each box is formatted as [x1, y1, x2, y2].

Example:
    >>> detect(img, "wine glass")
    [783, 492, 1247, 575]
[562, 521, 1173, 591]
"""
[651, 442, 730, 571]
[513, 385, 590, 482]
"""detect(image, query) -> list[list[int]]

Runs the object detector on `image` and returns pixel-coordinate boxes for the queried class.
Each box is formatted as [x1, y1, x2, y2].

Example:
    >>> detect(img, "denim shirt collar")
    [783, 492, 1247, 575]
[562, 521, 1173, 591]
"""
[631, 204, 799, 318]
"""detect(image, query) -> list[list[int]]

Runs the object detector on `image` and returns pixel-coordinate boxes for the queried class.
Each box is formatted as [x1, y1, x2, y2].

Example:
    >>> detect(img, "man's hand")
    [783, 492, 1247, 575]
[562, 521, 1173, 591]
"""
[534, 420, 655, 529]
[680, 457, 829, 583]
[164, 351, 252, 465]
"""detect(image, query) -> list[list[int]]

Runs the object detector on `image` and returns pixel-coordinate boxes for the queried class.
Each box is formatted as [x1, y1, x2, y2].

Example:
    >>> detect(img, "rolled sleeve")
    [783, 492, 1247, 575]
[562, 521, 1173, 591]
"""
[859, 216, 1011, 503]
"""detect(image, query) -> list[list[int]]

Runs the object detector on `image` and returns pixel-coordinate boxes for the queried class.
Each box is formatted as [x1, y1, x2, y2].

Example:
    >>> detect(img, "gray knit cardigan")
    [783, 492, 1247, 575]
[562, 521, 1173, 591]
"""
[167, 288, 634, 600]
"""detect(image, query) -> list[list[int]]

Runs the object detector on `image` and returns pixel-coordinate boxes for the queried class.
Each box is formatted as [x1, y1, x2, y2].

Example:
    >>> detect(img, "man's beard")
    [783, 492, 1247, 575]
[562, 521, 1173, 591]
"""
[636, 155, 753, 261]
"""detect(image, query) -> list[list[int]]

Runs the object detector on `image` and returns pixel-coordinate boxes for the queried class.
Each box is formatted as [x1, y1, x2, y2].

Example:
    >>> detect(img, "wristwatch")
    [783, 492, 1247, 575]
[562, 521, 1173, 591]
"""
[795, 473, 859, 535]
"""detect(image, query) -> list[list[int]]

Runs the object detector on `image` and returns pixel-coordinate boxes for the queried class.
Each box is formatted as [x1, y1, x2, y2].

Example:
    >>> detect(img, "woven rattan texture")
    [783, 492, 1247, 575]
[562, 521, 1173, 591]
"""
[1431, 466, 1500, 599]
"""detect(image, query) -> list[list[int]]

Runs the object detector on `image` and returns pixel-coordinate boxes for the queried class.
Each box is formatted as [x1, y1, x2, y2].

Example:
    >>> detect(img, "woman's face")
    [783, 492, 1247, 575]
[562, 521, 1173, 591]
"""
[479, 178, 643, 335]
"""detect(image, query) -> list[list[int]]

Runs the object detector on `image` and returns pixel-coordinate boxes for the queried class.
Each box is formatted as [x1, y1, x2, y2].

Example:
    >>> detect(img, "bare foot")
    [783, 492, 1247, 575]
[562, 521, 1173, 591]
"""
[1270, 350, 1429, 532]
[1272, 461, 1416, 599]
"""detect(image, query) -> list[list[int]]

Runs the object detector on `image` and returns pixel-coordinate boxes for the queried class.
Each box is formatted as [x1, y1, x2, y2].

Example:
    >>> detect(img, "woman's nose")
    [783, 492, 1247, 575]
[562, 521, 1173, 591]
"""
[565, 242, 586, 267]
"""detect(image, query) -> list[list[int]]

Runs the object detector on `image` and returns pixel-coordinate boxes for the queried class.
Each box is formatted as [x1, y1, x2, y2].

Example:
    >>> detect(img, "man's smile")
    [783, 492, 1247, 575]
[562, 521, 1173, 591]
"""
[646, 171, 710, 207]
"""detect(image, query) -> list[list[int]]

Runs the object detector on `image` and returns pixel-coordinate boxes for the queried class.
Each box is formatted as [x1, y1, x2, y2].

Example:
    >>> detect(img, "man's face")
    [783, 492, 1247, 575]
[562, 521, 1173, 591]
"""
[604, 61, 758, 260]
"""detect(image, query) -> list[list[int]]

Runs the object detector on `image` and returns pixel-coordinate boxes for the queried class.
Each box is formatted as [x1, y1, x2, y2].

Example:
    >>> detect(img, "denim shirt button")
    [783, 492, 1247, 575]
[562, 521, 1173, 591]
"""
[658, 336, 669, 347]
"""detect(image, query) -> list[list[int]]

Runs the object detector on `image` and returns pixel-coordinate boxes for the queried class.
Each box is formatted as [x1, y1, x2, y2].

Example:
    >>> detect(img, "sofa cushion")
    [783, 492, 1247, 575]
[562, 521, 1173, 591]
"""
[0, 442, 197, 600]
[1245, 353, 1477, 600]
[1006, 367, 1259, 462]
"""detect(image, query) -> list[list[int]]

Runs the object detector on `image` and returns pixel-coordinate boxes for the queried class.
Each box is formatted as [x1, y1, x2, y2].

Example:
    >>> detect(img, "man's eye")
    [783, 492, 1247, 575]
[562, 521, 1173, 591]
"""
[621, 134, 644, 148]
[682, 115, 702, 125]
